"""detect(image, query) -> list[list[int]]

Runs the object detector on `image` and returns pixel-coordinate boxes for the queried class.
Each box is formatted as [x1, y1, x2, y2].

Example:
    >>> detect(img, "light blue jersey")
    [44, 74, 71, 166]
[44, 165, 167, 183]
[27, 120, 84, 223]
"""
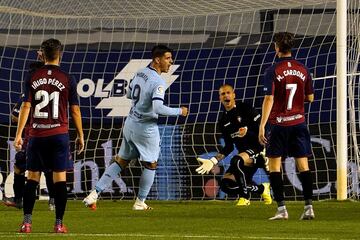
[118, 66, 181, 162]
[127, 66, 181, 123]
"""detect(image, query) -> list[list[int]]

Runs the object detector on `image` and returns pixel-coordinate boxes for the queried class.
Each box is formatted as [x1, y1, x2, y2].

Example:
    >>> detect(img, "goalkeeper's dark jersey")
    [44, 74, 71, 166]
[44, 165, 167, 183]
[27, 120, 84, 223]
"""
[218, 101, 263, 156]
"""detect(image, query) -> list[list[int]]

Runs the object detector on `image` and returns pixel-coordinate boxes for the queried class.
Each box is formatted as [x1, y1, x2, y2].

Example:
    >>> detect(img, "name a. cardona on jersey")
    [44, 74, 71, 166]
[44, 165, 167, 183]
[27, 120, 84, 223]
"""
[276, 69, 306, 82]
[76, 59, 179, 117]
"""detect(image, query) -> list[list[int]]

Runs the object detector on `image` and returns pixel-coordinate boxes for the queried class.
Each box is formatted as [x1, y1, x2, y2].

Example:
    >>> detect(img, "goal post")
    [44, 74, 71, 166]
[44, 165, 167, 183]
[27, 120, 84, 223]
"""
[0, 0, 359, 201]
[336, 0, 347, 200]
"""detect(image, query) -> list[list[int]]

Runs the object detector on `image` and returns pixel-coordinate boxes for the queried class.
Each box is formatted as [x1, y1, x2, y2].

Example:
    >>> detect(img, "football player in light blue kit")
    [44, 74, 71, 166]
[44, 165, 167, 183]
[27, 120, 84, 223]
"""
[84, 45, 188, 210]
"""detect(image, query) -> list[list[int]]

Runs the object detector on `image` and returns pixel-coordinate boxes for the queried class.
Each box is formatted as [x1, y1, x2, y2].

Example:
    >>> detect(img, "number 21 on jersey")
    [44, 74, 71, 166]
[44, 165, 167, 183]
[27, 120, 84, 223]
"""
[34, 90, 59, 119]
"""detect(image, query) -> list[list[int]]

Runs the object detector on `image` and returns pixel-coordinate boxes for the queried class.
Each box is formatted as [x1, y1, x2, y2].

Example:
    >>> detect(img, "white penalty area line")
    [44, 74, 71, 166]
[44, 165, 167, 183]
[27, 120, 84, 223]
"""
[0, 233, 346, 240]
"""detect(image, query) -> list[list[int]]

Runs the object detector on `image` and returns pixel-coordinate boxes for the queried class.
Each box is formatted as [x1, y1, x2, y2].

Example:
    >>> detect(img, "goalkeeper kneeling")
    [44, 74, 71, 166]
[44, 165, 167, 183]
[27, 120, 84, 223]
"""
[197, 154, 272, 206]
[196, 84, 272, 206]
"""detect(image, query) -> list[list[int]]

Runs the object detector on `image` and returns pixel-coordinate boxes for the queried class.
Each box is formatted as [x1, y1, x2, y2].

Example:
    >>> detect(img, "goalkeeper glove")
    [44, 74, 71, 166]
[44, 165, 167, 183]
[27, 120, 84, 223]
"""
[196, 157, 218, 175]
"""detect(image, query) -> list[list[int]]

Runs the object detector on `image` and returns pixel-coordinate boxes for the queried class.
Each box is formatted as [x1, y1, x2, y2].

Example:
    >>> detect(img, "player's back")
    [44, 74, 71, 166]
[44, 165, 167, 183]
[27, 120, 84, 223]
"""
[24, 65, 76, 137]
[128, 66, 164, 123]
[269, 58, 313, 126]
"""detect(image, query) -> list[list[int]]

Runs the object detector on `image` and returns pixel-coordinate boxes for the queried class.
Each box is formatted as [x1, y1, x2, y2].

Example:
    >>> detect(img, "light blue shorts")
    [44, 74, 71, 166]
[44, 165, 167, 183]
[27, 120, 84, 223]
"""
[118, 118, 160, 163]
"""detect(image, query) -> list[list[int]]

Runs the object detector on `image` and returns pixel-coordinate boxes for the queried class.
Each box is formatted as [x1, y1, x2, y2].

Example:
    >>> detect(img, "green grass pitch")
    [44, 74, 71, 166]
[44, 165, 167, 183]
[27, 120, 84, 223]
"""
[0, 200, 359, 239]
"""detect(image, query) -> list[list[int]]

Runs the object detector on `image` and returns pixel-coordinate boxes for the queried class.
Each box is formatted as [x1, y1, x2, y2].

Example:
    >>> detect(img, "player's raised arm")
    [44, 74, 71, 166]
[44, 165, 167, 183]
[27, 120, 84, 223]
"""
[153, 86, 188, 116]
[150, 59, 187, 117]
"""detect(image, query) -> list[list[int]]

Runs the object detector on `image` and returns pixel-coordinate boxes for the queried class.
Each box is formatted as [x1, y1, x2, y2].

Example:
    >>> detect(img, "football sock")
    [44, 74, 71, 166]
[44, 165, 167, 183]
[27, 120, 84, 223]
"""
[23, 214, 32, 224]
[138, 168, 156, 201]
[54, 181, 67, 222]
[95, 162, 122, 193]
[299, 170, 313, 206]
[269, 172, 285, 207]
[13, 173, 25, 202]
[55, 218, 63, 226]
[23, 180, 38, 216]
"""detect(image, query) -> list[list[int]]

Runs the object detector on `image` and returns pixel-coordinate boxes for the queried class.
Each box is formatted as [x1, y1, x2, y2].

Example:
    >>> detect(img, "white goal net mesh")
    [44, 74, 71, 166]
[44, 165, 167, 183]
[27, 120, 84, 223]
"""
[0, 0, 359, 201]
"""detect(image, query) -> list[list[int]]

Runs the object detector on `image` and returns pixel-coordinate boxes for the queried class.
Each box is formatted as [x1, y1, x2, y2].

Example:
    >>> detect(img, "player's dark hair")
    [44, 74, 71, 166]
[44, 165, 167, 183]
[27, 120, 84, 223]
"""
[274, 32, 294, 53]
[40, 38, 62, 61]
[151, 45, 172, 59]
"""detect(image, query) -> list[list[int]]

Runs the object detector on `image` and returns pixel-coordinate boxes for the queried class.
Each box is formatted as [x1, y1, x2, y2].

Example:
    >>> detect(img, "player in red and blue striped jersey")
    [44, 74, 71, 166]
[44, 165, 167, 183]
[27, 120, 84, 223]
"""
[14, 38, 84, 233]
[259, 32, 315, 220]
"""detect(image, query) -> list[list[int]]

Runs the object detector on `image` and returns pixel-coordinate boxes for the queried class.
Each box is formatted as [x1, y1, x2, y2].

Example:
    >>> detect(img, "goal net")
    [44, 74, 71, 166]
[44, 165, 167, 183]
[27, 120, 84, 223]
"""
[0, 0, 359, 201]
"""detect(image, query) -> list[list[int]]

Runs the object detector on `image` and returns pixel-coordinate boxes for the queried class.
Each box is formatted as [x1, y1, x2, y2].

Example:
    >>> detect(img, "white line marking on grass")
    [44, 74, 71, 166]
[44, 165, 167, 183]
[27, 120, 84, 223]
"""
[0, 233, 334, 240]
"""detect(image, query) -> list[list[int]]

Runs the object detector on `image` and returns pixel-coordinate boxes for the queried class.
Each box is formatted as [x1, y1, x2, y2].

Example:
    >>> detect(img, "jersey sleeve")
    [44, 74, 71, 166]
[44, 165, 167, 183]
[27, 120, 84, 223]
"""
[153, 99, 181, 116]
[263, 66, 275, 96]
[152, 80, 166, 102]
[152, 79, 181, 116]
[69, 75, 79, 106]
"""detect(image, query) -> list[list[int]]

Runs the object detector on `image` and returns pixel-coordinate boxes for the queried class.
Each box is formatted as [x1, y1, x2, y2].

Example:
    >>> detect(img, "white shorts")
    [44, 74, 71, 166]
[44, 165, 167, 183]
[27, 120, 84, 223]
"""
[118, 118, 160, 163]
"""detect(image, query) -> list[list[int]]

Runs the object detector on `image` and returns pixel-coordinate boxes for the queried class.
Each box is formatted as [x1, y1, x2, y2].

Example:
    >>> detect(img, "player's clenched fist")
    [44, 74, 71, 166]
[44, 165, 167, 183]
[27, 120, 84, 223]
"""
[181, 107, 188, 116]
[13, 136, 23, 152]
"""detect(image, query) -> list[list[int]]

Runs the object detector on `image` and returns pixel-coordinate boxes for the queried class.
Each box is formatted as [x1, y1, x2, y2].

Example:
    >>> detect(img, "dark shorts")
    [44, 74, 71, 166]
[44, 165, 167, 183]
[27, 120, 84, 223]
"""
[27, 133, 69, 172]
[266, 123, 312, 158]
[266, 122, 312, 158]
